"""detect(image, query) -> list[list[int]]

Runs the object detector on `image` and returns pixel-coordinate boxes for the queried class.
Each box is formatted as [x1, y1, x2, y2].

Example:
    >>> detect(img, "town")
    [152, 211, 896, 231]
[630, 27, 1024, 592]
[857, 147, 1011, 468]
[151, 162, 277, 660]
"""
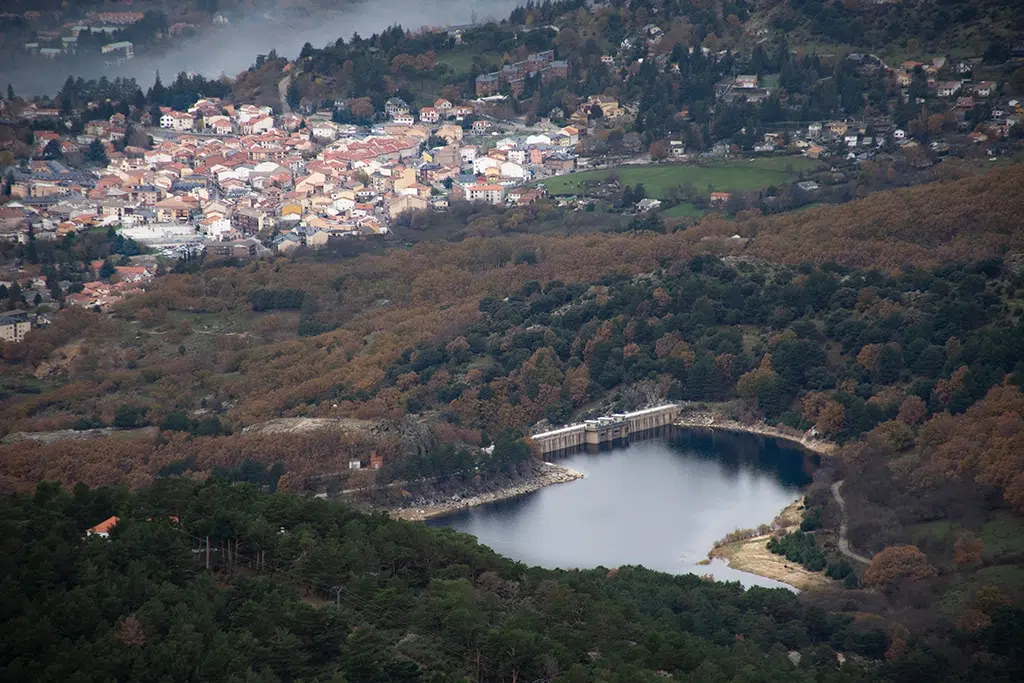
[1, 3, 1023, 331]
[2, 3, 1024, 682]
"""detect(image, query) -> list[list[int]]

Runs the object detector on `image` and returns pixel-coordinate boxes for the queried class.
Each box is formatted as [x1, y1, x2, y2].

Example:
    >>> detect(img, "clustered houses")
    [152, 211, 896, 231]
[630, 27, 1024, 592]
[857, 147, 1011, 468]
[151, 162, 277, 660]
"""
[3, 81, 590, 269]
[706, 51, 1019, 162]
[21, 11, 147, 60]
[475, 50, 569, 97]
[380, 97, 474, 126]
[62, 261, 157, 309]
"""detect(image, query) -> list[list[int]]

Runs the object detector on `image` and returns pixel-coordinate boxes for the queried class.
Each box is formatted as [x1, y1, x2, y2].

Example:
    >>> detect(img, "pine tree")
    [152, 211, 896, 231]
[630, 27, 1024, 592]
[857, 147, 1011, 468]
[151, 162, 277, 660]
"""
[148, 72, 166, 106]
[6, 84, 13, 100]
[100, 259, 117, 280]
[86, 138, 109, 166]
[41, 140, 63, 160]
[286, 78, 301, 111]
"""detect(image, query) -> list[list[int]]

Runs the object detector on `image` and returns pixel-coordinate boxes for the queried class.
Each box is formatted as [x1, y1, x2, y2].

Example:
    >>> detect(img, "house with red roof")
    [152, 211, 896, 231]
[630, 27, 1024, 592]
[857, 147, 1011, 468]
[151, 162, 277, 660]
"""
[86, 515, 119, 538]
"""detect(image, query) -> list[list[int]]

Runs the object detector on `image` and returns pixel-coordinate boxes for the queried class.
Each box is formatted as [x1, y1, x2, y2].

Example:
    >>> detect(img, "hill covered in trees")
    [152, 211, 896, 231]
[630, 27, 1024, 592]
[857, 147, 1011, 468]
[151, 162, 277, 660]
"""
[2, 167, 1024, 486]
[1, 154, 1024, 682]
[763, 0, 1022, 54]
[6, 477, 1024, 683]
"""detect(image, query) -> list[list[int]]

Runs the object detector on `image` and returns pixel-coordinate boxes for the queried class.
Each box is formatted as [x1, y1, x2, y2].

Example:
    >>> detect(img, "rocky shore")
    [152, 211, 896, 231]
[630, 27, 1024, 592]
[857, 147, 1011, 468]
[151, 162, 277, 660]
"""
[389, 460, 585, 521]
[675, 411, 838, 455]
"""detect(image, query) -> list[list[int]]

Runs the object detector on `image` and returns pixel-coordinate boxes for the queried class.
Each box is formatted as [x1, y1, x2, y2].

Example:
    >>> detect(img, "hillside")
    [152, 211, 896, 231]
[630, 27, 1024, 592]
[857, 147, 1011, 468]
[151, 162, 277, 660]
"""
[3, 477, 985, 682]
[760, 0, 1023, 57]
[1, 159, 1024, 683]
[2, 167, 1024, 476]
[740, 165, 1024, 268]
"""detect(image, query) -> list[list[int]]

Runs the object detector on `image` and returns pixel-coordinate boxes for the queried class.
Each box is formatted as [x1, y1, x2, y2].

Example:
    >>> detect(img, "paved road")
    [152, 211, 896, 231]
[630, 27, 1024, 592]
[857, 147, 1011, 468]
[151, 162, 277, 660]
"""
[831, 480, 872, 564]
[278, 75, 292, 114]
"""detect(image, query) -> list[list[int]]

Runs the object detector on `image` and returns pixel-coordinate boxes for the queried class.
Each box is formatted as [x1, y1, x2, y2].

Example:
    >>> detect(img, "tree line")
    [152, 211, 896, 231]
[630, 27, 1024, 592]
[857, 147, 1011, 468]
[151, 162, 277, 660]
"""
[11, 476, 1024, 683]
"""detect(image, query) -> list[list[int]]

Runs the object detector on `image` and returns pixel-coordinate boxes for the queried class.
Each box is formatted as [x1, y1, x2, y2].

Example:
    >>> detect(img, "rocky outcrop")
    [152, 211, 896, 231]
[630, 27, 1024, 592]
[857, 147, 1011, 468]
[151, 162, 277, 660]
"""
[388, 460, 585, 521]
[241, 417, 378, 435]
[1, 426, 157, 445]
[675, 411, 837, 455]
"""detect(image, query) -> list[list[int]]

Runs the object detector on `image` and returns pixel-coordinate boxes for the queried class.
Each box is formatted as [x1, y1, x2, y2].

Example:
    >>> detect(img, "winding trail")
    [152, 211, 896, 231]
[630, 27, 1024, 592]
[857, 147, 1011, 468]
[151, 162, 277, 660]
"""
[831, 480, 872, 564]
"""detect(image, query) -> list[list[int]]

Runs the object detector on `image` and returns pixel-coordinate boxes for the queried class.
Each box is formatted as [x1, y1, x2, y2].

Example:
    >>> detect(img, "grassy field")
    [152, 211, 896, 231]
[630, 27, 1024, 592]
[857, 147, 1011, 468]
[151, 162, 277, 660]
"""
[980, 512, 1024, 561]
[904, 512, 1024, 561]
[435, 49, 498, 75]
[903, 511, 1024, 615]
[938, 565, 1024, 616]
[542, 157, 821, 199]
[662, 203, 707, 219]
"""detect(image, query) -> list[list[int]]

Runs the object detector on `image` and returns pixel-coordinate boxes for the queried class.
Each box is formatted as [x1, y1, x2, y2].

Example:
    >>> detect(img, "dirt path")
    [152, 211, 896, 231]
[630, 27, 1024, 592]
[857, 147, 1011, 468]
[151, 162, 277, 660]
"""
[831, 480, 872, 564]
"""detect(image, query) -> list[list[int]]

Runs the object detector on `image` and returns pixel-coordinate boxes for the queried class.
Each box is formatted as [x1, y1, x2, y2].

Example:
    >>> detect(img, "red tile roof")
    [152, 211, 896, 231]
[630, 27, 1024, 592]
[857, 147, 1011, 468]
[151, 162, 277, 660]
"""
[87, 515, 119, 535]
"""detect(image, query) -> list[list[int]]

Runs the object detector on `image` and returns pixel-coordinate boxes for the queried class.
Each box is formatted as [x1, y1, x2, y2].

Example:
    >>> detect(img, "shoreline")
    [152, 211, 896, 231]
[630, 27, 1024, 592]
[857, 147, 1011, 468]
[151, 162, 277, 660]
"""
[388, 460, 585, 522]
[705, 498, 833, 592]
[389, 413, 838, 590]
[676, 411, 838, 589]
[674, 412, 838, 456]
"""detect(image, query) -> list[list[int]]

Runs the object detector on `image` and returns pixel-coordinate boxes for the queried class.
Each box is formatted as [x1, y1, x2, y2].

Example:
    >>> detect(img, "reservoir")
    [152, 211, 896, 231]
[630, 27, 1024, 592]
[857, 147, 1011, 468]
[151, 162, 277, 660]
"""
[429, 428, 818, 589]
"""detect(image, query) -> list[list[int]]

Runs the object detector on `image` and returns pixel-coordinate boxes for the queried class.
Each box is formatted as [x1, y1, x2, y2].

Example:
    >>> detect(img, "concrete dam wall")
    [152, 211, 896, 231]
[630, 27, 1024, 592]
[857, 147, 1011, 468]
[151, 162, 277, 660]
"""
[530, 404, 681, 456]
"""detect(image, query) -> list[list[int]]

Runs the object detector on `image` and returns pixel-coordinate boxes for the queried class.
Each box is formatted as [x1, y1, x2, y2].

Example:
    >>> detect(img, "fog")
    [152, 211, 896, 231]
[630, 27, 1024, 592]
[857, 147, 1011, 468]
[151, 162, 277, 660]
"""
[3, 0, 523, 97]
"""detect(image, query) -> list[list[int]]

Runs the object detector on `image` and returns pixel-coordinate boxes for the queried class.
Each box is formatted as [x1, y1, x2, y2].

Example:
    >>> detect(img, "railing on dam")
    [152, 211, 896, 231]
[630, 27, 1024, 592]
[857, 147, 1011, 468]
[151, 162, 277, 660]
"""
[530, 404, 681, 456]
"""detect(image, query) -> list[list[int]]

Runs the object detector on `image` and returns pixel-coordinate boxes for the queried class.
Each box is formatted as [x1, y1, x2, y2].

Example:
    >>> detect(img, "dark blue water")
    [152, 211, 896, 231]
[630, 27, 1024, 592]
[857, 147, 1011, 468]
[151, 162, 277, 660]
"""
[429, 428, 817, 589]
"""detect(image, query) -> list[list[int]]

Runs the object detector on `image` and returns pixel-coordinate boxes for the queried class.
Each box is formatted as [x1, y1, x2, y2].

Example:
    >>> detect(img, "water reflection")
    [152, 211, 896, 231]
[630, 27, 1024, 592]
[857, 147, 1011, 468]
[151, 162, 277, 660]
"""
[430, 427, 817, 590]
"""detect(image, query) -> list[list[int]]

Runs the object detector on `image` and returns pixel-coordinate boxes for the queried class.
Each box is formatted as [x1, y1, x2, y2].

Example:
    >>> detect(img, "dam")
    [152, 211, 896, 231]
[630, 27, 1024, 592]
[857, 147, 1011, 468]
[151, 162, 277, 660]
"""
[530, 404, 680, 456]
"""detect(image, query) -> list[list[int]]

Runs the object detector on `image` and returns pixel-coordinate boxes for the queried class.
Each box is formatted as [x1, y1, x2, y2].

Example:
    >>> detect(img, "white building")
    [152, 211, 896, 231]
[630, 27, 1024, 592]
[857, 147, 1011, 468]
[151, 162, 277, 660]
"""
[159, 111, 194, 131]
[500, 160, 528, 179]
[86, 516, 119, 538]
[472, 156, 499, 175]
[310, 122, 338, 140]
[199, 216, 232, 239]
[0, 315, 31, 342]
[204, 115, 233, 135]
[464, 183, 505, 204]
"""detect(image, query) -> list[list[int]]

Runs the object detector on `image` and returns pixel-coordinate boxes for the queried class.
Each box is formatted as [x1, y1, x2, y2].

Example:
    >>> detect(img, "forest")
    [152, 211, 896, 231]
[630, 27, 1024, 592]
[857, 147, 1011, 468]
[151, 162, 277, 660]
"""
[767, 0, 1021, 52]
[2, 167, 1024, 486]
[4, 477, 1024, 683]
[1, 160, 1024, 681]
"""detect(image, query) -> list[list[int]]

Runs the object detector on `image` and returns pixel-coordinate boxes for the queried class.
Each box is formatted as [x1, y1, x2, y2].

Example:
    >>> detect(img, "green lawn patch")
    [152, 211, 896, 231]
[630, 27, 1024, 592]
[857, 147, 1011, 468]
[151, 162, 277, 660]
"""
[905, 519, 959, 545]
[662, 203, 706, 218]
[0, 375, 51, 402]
[981, 512, 1024, 561]
[938, 565, 1024, 616]
[542, 157, 819, 199]
[435, 50, 495, 75]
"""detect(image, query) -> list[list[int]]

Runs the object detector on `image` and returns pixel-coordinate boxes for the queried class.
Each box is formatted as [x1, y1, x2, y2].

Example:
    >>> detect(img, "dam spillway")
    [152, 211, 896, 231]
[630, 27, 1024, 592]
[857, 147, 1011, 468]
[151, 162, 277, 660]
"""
[530, 404, 681, 456]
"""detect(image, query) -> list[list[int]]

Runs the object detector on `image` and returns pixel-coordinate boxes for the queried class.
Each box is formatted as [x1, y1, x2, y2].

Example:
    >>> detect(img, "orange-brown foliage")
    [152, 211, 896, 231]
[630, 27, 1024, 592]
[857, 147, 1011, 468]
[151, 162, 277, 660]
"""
[863, 545, 938, 592]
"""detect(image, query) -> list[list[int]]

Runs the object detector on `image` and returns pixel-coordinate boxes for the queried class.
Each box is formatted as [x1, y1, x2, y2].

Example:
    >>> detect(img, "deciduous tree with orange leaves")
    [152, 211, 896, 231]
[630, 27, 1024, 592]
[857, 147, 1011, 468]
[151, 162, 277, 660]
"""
[863, 545, 937, 593]
[953, 532, 984, 567]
